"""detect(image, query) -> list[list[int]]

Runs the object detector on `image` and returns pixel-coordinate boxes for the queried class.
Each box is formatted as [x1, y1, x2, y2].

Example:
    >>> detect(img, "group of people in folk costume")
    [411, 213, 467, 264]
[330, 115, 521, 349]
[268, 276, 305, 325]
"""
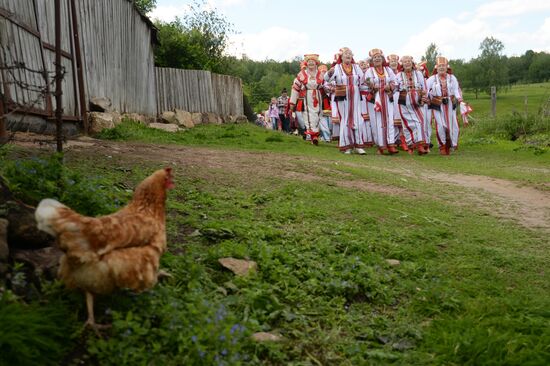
[288, 48, 472, 155]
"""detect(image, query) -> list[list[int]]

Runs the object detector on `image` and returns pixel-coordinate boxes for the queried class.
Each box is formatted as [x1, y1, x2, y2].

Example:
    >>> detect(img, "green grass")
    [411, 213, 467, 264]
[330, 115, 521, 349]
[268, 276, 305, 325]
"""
[463, 82, 550, 118]
[1, 122, 549, 365]
[99, 121, 550, 187]
[0, 289, 78, 366]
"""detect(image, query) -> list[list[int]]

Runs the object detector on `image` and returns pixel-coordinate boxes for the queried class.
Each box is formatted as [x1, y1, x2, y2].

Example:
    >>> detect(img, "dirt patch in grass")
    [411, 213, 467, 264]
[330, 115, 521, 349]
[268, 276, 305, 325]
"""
[377, 165, 550, 232]
[428, 172, 550, 232]
[8, 132, 549, 232]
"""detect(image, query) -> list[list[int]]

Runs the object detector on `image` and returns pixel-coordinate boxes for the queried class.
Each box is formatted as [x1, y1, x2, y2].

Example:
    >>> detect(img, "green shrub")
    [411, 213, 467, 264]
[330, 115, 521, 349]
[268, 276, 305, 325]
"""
[470, 113, 550, 141]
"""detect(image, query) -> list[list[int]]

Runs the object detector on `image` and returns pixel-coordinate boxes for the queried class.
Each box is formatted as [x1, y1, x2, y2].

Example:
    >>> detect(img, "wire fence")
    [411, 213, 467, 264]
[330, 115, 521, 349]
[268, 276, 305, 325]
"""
[0, 45, 65, 146]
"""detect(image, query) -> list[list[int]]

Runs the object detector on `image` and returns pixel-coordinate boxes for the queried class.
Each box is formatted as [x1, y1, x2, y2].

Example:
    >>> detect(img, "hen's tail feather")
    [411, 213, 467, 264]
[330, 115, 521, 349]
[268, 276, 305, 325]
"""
[35, 198, 66, 236]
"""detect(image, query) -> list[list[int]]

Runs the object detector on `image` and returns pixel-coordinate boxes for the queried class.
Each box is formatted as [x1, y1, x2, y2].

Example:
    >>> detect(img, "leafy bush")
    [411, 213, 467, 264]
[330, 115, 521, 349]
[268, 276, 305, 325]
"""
[2, 154, 124, 216]
[470, 113, 550, 141]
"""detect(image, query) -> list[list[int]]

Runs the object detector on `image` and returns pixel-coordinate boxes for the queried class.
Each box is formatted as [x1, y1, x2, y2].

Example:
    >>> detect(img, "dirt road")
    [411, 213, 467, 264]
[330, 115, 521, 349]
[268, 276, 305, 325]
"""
[12, 133, 550, 232]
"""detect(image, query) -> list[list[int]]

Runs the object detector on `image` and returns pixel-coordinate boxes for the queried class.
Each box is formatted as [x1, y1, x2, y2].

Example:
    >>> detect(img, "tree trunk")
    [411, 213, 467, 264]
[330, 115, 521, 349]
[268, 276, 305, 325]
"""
[0, 176, 54, 249]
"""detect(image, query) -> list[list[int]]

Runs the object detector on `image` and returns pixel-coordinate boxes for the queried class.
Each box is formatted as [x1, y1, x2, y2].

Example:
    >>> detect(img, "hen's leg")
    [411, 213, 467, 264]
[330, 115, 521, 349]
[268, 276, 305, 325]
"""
[84, 291, 110, 336]
[157, 269, 173, 279]
[84, 291, 96, 326]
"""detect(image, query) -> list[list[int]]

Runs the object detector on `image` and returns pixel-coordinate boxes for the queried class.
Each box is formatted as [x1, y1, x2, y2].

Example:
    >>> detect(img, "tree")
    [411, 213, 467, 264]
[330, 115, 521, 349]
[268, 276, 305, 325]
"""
[133, 0, 156, 14]
[507, 55, 527, 84]
[479, 36, 504, 58]
[154, 0, 234, 73]
[477, 36, 509, 93]
[456, 58, 484, 99]
[421, 43, 439, 73]
[527, 52, 550, 82]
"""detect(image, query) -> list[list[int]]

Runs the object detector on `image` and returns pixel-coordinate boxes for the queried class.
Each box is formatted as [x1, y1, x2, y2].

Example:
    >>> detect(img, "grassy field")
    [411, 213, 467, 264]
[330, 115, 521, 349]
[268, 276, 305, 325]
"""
[1, 122, 549, 365]
[463, 82, 550, 118]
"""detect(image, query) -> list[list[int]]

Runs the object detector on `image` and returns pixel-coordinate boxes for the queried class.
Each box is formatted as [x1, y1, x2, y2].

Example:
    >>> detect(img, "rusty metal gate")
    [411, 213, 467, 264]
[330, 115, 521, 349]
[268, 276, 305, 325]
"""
[0, 0, 85, 126]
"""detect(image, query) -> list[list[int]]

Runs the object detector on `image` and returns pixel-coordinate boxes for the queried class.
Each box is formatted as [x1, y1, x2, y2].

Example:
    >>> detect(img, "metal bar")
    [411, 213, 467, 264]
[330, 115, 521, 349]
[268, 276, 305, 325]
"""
[70, 0, 88, 133]
[42, 42, 73, 59]
[54, 0, 63, 152]
[0, 7, 41, 38]
[32, 0, 53, 115]
[5, 100, 78, 119]
[66, 0, 78, 119]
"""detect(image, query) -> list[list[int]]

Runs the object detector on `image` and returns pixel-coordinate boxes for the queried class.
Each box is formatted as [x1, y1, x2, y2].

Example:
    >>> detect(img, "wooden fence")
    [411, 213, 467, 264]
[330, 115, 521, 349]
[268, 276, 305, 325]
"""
[1, 0, 243, 134]
[156, 67, 243, 116]
[75, 0, 157, 115]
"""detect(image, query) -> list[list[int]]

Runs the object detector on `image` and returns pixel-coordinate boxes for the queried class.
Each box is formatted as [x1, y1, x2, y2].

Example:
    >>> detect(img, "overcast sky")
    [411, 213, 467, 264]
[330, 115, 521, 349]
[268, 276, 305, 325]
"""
[150, 0, 550, 63]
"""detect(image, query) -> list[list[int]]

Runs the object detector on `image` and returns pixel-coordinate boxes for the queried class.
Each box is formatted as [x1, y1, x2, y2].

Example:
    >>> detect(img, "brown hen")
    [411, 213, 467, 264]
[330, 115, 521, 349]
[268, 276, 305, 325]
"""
[35, 167, 175, 332]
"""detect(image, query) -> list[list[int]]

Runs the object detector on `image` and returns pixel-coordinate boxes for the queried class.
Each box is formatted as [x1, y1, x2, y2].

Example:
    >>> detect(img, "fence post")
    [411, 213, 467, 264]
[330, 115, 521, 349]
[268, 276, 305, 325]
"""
[490, 86, 496, 118]
[524, 95, 528, 118]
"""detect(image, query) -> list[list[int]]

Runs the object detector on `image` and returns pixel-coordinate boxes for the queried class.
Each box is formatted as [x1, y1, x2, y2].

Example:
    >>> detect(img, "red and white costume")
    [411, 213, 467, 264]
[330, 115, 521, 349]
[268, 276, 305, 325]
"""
[426, 57, 463, 154]
[324, 48, 366, 152]
[394, 56, 429, 154]
[358, 59, 374, 146]
[417, 61, 432, 150]
[364, 48, 398, 154]
[290, 54, 324, 144]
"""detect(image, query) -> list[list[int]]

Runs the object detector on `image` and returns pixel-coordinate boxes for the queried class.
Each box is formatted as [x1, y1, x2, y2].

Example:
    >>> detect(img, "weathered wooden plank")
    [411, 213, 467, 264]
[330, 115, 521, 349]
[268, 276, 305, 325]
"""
[155, 67, 243, 115]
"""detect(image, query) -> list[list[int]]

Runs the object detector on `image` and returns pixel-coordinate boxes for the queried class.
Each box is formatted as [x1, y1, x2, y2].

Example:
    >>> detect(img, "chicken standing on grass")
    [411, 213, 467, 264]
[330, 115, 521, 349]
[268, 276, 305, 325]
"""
[35, 167, 175, 333]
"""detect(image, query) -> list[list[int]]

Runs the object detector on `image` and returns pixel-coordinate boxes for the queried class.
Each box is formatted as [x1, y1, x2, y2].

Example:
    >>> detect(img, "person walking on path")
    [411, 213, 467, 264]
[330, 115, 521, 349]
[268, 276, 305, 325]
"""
[324, 47, 367, 154]
[364, 48, 399, 155]
[394, 55, 429, 155]
[290, 54, 324, 145]
[426, 57, 464, 155]
[277, 88, 290, 133]
[268, 97, 280, 131]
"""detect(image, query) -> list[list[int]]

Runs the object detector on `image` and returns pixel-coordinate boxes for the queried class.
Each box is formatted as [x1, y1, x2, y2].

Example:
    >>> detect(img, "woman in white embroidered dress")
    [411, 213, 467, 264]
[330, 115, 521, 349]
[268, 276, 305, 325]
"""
[417, 61, 433, 152]
[325, 47, 366, 154]
[426, 57, 463, 155]
[364, 48, 399, 155]
[387, 54, 410, 151]
[290, 54, 324, 145]
[318, 64, 333, 142]
[357, 59, 374, 148]
[394, 55, 429, 155]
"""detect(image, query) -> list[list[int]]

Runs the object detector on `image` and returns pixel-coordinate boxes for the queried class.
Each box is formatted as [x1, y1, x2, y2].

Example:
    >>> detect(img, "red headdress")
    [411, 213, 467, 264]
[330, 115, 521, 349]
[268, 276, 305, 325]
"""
[369, 48, 389, 67]
[431, 56, 453, 75]
[335, 47, 356, 64]
[400, 55, 416, 70]
[303, 53, 320, 65]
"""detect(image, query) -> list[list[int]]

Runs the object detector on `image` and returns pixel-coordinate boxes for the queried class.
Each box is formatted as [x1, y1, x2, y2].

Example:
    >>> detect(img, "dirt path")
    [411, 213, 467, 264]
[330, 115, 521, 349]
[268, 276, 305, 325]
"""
[10, 133, 550, 232]
[429, 172, 549, 231]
